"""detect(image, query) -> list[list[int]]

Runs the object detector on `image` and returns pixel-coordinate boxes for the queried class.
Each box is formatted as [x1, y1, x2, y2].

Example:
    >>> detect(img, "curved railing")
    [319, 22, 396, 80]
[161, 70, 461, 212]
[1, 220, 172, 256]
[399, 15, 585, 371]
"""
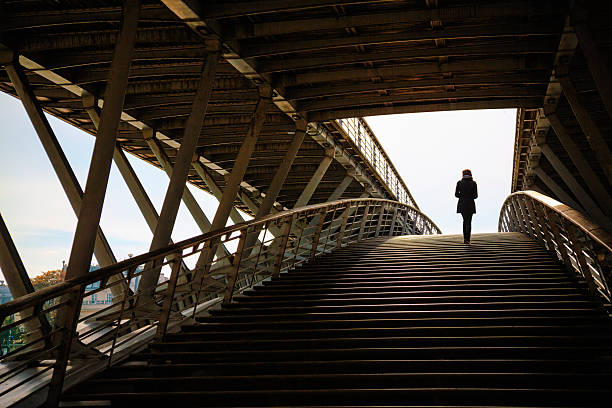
[499, 191, 612, 303]
[0, 198, 440, 406]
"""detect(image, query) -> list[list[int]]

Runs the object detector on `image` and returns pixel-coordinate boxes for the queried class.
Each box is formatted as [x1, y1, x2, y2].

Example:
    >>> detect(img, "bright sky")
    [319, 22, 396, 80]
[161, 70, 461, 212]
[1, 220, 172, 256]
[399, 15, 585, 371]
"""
[366, 109, 516, 236]
[0, 91, 516, 279]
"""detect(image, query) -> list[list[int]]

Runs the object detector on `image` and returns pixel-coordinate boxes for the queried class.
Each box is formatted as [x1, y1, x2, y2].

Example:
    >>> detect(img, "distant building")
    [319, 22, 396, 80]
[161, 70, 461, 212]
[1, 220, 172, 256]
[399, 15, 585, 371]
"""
[1, 266, 167, 314]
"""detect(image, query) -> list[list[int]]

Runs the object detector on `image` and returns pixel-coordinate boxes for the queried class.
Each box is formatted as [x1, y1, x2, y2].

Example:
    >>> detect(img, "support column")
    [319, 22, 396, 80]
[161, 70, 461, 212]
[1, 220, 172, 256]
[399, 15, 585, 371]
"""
[209, 87, 271, 232]
[138, 49, 220, 297]
[327, 171, 355, 202]
[83, 97, 160, 235]
[0, 213, 34, 299]
[241, 120, 307, 254]
[46, 2, 140, 404]
[64, 0, 140, 280]
[0, 213, 51, 343]
[3, 58, 128, 296]
[194, 88, 271, 279]
[545, 110, 612, 217]
[256, 120, 307, 218]
[557, 70, 612, 183]
[144, 133, 229, 260]
[294, 148, 335, 208]
[572, 2, 612, 120]
[539, 144, 609, 228]
[192, 161, 247, 225]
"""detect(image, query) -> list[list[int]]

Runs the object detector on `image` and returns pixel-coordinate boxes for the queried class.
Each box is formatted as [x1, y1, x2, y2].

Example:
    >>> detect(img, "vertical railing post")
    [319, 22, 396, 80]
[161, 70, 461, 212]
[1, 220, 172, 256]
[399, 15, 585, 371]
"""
[544, 208, 573, 268]
[46, 286, 84, 407]
[509, 198, 525, 233]
[154, 255, 183, 342]
[309, 210, 326, 262]
[564, 221, 600, 296]
[358, 203, 371, 241]
[523, 197, 543, 241]
[389, 207, 399, 237]
[530, 201, 552, 252]
[374, 204, 386, 237]
[336, 207, 350, 249]
[515, 197, 533, 237]
[273, 215, 293, 277]
[223, 230, 247, 305]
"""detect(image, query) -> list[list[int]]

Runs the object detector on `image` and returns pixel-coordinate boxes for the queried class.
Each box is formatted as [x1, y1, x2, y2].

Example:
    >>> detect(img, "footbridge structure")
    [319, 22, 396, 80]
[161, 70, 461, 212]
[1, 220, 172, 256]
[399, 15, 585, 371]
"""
[0, 1, 612, 407]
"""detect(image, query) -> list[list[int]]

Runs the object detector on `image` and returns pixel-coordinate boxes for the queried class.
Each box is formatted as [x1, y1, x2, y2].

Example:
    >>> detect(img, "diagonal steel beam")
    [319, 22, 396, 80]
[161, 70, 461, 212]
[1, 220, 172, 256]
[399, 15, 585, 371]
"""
[143, 133, 230, 259]
[0, 212, 52, 336]
[571, 1, 612, 122]
[556, 68, 612, 184]
[138, 49, 220, 298]
[544, 110, 612, 218]
[64, 0, 139, 281]
[2, 60, 128, 296]
[294, 149, 335, 208]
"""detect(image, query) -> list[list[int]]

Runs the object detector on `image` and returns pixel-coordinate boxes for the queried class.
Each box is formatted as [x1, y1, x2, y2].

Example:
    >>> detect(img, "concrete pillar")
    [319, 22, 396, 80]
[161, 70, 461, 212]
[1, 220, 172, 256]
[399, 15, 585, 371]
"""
[545, 111, 612, 218]
[64, 0, 140, 280]
[294, 148, 335, 208]
[138, 49, 220, 297]
[557, 71, 612, 183]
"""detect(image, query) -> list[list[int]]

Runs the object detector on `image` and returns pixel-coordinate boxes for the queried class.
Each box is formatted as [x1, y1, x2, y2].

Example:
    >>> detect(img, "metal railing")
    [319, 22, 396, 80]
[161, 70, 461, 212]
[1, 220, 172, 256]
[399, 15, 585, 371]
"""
[499, 190, 612, 304]
[334, 118, 417, 208]
[0, 198, 440, 407]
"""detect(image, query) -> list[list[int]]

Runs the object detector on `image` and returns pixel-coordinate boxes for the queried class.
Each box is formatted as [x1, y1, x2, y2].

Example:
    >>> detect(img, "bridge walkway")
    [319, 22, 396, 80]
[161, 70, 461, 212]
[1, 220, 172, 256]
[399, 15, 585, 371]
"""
[63, 232, 612, 407]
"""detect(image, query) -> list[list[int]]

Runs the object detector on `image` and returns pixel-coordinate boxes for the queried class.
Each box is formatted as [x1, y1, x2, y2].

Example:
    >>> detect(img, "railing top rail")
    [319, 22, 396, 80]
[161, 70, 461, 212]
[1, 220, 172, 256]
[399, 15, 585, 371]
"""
[0, 198, 439, 316]
[333, 118, 418, 208]
[503, 190, 612, 252]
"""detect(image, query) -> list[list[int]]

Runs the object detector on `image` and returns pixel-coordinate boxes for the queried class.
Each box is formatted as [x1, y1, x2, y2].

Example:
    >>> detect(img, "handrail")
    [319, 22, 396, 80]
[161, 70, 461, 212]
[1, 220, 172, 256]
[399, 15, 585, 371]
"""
[0, 198, 440, 407]
[334, 118, 417, 208]
[499, 190, 612, 303]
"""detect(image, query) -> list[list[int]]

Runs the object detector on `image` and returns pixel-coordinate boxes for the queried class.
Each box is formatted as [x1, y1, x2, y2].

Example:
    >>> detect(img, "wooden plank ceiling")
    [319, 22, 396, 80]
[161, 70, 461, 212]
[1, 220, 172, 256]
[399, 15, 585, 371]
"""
[0, 0, 573, 215]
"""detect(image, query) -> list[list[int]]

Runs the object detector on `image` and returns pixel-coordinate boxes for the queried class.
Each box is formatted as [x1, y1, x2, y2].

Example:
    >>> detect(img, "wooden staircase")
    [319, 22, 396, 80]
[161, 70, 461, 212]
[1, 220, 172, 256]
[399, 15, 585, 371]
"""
[62, 232, 612, 407]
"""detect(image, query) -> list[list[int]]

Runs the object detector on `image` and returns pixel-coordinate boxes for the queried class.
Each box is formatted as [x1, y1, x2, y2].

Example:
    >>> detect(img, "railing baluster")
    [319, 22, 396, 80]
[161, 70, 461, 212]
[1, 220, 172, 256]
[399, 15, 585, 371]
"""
[374, 204, 386, 237]
[223, 230, 247, 304]
[155, 255, 183, 342]
[523, 197, 543, 241]
[0, 198, 440, 405]
[358, 204, 371, 241]
[389, 207, 399, 236]
[564, 221, 600, 296]
[336, 207, 350, 248]
[273, 215, 293, 277]
[309, 209, 326, 262]
[46, 285, 84, 407]
[500, 190, 612, 305]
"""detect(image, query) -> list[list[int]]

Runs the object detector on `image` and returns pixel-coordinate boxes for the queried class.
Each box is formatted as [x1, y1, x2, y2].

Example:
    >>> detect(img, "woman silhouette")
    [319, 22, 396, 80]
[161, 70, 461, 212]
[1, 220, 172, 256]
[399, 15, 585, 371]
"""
[455, 169, 478, 244]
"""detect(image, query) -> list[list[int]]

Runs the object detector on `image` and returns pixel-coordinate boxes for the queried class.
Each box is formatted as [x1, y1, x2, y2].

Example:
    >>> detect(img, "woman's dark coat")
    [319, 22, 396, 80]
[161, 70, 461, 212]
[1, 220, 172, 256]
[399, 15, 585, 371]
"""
[455, 178, 478, 214]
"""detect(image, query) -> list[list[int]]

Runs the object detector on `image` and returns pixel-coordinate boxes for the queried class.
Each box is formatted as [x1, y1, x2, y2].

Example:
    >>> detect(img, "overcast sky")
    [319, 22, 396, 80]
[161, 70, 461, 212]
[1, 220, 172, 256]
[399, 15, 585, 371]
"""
[366, 108, 516, 235]
[0, 91, 516, 279]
